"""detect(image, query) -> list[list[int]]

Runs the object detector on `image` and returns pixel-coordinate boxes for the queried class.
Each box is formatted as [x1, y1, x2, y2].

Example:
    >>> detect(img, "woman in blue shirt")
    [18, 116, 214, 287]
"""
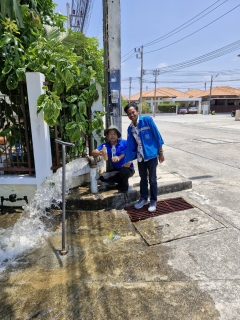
[91, 125, 134, 193]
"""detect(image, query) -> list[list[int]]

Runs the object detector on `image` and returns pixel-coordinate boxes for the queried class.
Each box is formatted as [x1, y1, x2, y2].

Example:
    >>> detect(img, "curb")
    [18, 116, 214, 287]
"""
[66, 180, 192, 211]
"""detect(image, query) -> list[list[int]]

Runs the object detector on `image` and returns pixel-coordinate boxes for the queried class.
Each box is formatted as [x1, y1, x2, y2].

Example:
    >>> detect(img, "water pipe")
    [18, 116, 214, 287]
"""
[55, 139, 75, 256]
[87, 156, 102, 194]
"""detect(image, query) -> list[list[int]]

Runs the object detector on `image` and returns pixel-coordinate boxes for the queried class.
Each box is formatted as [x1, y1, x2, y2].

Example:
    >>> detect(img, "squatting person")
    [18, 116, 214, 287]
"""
[91, 125, 135, 193]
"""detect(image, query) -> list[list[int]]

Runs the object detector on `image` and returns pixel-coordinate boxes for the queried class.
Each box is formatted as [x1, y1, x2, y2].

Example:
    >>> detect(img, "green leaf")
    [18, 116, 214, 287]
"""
[69, 130, 81, 142]
[37, 94, 47, 106]
[16, 67, 26, 80]
[6, 73, 18, 90]
[70, 104, 77, 116]
[2, 63, 13, 75]
[27, 60, 39, 71]
[66, 95, 78, 103]
[78, 101, 86, 115]
[53, 80, 65, 95]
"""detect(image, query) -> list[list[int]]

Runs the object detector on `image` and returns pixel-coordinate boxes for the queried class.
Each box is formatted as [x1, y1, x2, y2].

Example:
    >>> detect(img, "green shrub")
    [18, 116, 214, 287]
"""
[142, 102, 151, 114]
[158, 104, 177, 113]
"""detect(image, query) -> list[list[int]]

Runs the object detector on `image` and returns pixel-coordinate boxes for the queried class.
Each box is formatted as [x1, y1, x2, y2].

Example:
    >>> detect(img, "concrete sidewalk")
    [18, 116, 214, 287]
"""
[1, 164, 238, 319]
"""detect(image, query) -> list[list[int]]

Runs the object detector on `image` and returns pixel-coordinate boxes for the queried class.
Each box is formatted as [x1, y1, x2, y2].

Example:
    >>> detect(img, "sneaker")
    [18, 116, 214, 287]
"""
[134, 198, 148, 209]
[148, 200, 157, 212]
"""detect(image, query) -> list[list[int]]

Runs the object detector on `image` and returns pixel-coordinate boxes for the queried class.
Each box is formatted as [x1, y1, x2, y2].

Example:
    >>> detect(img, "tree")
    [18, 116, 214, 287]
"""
[0, 0, 105, 156]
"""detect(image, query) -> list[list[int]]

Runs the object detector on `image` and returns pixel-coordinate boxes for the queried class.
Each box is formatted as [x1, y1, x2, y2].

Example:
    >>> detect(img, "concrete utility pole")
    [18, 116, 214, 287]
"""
[128, 77, 132, 103]
[102, 0, 121, 133]
[209, 74, 218, 112]
[66, 3, 70, 30]
[153, 69, 160, 117]
[135, 46, 144, 114]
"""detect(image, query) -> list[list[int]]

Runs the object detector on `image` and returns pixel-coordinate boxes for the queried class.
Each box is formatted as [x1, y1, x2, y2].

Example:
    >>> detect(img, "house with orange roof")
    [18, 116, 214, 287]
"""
[129, 87, 202, 113]
[185, 89, 205, 97]
[198, 86, 240, 113]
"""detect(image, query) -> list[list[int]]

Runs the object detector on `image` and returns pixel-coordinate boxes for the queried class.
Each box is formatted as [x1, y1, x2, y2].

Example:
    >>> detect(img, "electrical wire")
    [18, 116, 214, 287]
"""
[144, 0, 228, 47]
[121, 0, 228, 60]
[145, 4, 240, 55]
[157, 39, 240, 73]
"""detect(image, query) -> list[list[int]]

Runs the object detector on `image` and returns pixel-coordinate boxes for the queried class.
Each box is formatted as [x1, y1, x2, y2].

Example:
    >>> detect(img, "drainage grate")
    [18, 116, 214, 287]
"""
[125, 197, 194, 222]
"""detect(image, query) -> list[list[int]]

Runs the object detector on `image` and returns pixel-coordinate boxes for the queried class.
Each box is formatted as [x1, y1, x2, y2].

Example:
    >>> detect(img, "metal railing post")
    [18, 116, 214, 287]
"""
[55, 139, 75, 256]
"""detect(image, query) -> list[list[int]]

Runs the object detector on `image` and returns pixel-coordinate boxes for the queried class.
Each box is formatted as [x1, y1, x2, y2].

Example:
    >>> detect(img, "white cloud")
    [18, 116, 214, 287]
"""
[157, 62, 168, 68]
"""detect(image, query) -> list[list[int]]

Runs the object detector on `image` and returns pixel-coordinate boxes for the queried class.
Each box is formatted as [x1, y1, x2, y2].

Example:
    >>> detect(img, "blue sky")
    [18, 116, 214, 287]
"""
[53, 0, 240, 97]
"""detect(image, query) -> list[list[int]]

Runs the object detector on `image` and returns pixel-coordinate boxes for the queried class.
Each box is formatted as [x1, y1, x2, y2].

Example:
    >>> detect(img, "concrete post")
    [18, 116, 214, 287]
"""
[26, 72, 53, 188]
[91, 82, 104, 150]
[106, 0, 122, 133]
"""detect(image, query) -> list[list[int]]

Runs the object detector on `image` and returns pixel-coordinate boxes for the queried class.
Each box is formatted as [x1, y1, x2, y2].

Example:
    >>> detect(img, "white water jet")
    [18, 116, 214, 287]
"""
[0, 158, 89, 272]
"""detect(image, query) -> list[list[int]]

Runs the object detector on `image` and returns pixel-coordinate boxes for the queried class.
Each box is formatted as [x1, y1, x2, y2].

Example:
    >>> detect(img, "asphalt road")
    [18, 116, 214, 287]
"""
[122, 113, 240, 229]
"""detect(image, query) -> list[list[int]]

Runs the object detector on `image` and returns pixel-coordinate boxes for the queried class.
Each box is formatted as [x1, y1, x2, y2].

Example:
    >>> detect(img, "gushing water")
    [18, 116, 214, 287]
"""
[0, 158, 89, 272]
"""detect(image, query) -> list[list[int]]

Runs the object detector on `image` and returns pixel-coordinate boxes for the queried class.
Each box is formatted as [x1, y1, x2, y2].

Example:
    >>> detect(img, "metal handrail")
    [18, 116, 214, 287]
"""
[55, 139, 75, 255]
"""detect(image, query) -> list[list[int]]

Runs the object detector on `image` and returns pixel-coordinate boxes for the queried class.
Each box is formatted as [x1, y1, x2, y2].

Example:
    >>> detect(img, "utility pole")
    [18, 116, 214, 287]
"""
[128, 77, 132, 103]
[102, 0, 121, 133]
[66, 3, 70, 30]
[153, 69, 160, 117]
[209, 74, 218, 113]
[135, 46, 143, 114]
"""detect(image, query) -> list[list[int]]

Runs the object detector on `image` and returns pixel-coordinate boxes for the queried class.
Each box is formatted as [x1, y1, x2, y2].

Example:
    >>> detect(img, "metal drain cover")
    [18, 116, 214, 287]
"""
[125, 197, 194, 223]
[134, 208, 224, 245]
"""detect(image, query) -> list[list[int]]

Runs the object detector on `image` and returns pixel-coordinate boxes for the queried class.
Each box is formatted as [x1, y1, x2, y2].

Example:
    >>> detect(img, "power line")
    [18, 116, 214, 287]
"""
[145, 4, 240, 55]
[144, 0, 228, 47]
[156, 39, 240, 73]
[121, 0, 228, 60]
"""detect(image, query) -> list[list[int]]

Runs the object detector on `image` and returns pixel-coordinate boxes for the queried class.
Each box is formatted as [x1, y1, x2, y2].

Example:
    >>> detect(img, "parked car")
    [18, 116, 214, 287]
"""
[188, 106, 198, 114]
[178, 107, 188, 114]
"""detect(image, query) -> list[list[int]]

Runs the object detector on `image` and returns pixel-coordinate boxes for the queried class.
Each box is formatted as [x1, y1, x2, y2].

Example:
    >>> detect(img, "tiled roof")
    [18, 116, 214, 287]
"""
[129, 90, 149, 101]
[130, 87, 188, 100]
[185, 89, 205, 97]
[199, 86, 240, 97]
[129, 86, 240, 101]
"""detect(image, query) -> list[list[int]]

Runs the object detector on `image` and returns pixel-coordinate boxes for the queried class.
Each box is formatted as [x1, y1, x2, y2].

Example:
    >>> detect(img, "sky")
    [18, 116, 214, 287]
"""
[53, 0, 240, 97]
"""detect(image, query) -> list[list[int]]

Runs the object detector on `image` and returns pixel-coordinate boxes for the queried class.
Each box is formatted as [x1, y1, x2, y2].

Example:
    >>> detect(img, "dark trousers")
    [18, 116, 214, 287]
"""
[99, 167, 135, 192]
[137, 157, 158, 201]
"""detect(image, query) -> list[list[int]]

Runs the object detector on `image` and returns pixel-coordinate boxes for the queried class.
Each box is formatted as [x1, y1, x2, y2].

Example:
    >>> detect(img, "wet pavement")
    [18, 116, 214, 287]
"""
[0, 161, 238, 319]
[0, 206, 221, 320]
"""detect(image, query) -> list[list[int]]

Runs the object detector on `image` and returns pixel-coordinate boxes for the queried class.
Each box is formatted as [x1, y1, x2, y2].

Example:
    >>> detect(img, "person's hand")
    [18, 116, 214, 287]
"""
[112, 156, 120, 162]
[158, 153, 164, 163]
[92, 150, 103, 157]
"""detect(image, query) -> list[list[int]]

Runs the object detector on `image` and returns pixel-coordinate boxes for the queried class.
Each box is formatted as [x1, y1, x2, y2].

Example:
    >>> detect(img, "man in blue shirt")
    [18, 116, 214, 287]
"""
[91, 125, 135, 193]
[123, 103, 164, 212]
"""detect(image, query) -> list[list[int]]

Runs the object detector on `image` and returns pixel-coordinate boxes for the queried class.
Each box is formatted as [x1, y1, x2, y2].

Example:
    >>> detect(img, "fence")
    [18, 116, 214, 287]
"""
[0, 80, 92, 175]
[0, 82, 34, 175]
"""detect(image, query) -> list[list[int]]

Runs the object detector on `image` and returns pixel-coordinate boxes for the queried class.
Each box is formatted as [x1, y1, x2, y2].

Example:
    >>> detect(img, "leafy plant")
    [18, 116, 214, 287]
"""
[158, 104, 178, 113]
[0, 0, 105, 159]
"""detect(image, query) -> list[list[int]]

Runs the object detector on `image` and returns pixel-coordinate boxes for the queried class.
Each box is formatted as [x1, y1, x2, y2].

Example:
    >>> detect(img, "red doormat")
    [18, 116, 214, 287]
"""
[125, 197, 194, 222]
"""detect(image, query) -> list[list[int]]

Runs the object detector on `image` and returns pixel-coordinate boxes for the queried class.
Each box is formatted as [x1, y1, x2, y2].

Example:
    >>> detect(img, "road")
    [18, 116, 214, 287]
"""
[122, 113, 240, 229]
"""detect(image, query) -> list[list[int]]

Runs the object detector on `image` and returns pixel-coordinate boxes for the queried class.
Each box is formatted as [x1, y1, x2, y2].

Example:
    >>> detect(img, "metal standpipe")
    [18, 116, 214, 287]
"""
[55, 139, 75, 256]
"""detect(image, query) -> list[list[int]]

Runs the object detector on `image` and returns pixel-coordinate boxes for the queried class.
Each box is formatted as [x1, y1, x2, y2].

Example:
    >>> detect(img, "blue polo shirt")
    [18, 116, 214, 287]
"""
[97, 139, 134, 170]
